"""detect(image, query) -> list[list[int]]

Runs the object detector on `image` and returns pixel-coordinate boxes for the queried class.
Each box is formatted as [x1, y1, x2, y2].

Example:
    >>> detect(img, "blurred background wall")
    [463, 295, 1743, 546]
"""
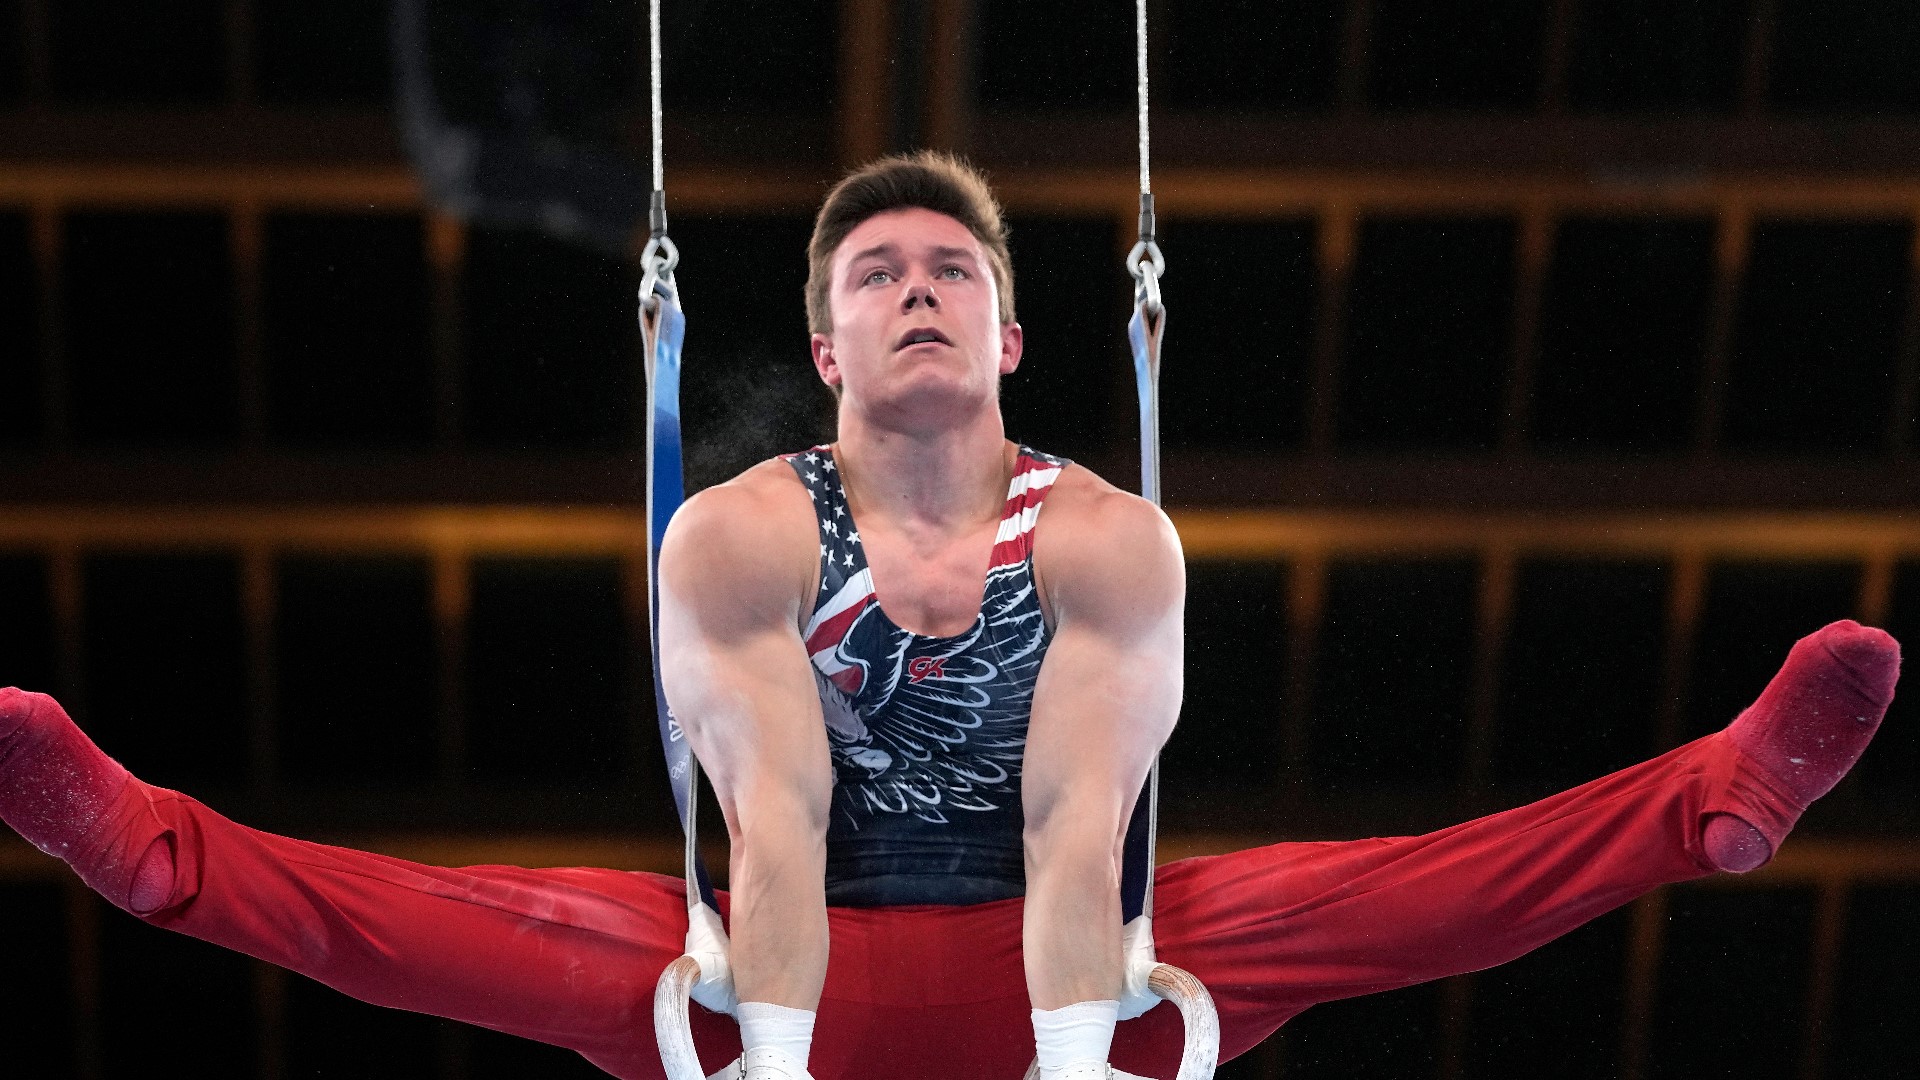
[1, 1, 1917, 1077]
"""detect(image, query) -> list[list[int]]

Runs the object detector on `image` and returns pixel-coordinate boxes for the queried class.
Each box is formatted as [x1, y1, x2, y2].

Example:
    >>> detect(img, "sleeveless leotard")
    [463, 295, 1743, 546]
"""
[782, 444, 1068, 906]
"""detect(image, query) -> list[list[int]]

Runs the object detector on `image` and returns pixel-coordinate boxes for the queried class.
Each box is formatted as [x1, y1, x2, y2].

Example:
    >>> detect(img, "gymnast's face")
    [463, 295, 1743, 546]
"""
[810, 208, 1022, 424]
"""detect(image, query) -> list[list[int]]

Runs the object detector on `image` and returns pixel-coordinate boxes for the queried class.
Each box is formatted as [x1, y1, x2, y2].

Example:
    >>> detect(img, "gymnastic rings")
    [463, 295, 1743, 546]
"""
[1014, 964, 1218, 1080]
[654, 954, 715, 1080]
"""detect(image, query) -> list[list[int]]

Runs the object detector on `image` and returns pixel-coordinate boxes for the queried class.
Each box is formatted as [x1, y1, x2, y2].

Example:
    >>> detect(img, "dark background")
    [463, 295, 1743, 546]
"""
[2, 1, 1918, 1077]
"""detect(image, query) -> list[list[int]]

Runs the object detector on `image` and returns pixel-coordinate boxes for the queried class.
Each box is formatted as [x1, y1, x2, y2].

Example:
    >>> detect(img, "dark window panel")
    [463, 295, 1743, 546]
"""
[1165, 561, 1288, 813]
[663, 0, 834, 115]
[64, 212, 238, 447]
[1311, 559, 1478, 791]
[1770, 1, 1920, 113]
[1000, 217, 1122, 460]
[1866, 561, 1920, 794]
[1726, 219, 1909, 453]
[276, 556, 437, 786]
[0, 211, 41, 448]
[50, 0, 226, 105]
[670, 214, 835, 492]
[0, 883, 75, 1078]
[0, 553, 57, 695]
[1163, 0, 1341, 110]
[1567, 0, 1748, 113]
[1498, 560, 1668, 789]
[1830, 883, 1920, 1074]
[467, 558, 630, 785]
[1647, 885, 1816, 1079]
[1339, 217, 1514, 450]
[1216, 1041, 1279, 1080]
[83, 553, 247, 788]
[418, 0, 639, 136]
[1368, 0, 1546, 111]
[1533, 217, 1714, 451]
[285, 971, 448, 1077]
[468, 1023, 613, 1078]
[1275, 982, 1443, 1080]
[256, 0, 392, 107]
[1685, 561, 1861, 742]
[462, 226, 637, 450]
[1461, 904, 1631, 1078]
[1160, 219, 1314, 452]
[0, 0, 22, 101]
[976, 0, 1132, 110]
[264, 213, 433, 448]
[99, 901, 258, 1075]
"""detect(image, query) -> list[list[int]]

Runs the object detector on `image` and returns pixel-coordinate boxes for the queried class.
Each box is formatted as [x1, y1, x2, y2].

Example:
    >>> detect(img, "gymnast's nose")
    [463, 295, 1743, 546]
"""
[902, 280, 939, 311]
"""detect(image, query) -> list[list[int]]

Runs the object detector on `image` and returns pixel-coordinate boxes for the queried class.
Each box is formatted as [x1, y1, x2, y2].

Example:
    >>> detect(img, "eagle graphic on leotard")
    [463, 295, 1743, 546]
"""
[784, 445, 1065, 836]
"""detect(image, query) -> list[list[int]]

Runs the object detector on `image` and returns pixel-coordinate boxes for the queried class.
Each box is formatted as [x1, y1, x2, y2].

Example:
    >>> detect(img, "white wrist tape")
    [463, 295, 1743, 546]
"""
[1117, 915, 1162, 1020]
[685, 902, 739, 1015]
[1032, 998, 1119, 1076]
[738, 1001, 816, 1065]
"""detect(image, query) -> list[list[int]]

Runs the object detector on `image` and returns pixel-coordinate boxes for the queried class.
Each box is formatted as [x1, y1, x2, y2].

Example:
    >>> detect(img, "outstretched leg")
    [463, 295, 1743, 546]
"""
[0, 688, 739, 1079]
[1123, 621, 1899, 1076]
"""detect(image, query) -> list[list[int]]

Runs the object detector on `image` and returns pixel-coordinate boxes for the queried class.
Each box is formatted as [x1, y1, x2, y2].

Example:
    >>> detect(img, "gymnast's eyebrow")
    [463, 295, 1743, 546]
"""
[846, 243, 901, 266]
[846, 243, 979, 267]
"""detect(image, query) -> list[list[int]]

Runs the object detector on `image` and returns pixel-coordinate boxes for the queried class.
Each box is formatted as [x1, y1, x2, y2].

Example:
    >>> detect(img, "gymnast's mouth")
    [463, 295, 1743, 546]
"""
[894, 327, 952, 351]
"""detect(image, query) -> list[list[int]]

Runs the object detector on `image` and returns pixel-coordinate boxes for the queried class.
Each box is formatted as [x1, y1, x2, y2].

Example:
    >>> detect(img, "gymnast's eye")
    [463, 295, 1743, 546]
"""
[863, 269, 894, 286]
[939, 265, 969, 280]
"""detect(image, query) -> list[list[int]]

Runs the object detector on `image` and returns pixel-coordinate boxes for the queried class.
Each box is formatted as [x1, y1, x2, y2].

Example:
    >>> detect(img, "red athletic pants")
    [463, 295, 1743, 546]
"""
[72, 731, 1793, 1079]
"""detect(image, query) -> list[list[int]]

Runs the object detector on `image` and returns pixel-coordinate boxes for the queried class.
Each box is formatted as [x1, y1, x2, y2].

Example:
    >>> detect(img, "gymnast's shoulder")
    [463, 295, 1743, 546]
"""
[658, 459, 818, 614]
[1033, 462, 1184, 620]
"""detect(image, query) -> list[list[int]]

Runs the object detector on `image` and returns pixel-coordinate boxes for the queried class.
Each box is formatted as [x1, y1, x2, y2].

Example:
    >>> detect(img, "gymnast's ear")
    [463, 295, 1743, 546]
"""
[810, 332, 841, 388]
[999, 321, 1023, 375]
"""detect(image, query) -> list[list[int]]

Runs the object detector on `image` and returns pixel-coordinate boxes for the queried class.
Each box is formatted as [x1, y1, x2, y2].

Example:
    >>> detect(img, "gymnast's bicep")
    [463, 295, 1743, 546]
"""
[1025, 487, 1185, 833]
[656, 477, 832, 835]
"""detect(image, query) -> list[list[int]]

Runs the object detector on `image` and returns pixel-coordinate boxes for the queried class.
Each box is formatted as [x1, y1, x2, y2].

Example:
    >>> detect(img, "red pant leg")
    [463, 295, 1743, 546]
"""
[73, 775, 741, 1078]
[1113, 731, 1795, 1076]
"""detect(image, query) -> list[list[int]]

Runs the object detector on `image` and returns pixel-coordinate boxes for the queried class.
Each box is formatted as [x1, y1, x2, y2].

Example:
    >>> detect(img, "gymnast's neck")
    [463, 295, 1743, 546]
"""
[833, 393, 1015, 532]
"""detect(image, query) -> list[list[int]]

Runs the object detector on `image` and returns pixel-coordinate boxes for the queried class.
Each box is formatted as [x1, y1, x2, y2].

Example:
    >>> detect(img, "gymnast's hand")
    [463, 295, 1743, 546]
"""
[658, 461, 833, 1014]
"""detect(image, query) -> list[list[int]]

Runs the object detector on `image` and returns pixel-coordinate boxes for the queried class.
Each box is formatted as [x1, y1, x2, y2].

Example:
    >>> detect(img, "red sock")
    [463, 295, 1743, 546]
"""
[1704, 620, 1900, 871]
[0, 688, 174, 912]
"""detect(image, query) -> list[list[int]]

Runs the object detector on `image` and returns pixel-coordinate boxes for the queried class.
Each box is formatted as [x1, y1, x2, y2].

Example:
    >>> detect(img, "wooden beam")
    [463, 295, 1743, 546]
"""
[1695, 205, 1752, 454]
[838, 0, 894, 167]
[10, 160, 1920, 219]
[6, 505, 1920, 561]
[1502, 205, 1554, 452]
[426, 213, 467, 449]
[1307, 204, 1355, 452]
[924, 0, 975, 152]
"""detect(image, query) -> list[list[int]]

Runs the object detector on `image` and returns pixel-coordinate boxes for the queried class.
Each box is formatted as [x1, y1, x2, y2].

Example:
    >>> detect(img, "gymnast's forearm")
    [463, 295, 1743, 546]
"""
[728, 798, 830, 1010]
[1023, 811, 1124, 1009]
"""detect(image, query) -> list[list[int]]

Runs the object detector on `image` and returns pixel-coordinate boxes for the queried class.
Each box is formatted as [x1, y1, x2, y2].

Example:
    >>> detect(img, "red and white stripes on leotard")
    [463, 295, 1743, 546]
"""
[795, 448, 1063, 696]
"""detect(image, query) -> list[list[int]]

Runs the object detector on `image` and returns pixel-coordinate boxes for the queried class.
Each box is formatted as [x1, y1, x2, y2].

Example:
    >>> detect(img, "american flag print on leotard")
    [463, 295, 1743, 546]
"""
[782, 444, 1068, 906]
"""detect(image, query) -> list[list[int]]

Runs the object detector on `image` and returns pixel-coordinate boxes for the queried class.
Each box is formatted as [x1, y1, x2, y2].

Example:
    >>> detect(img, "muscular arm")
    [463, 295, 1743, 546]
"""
[657, 468, 831, 1010]
[1023, 477, 1185, 1009]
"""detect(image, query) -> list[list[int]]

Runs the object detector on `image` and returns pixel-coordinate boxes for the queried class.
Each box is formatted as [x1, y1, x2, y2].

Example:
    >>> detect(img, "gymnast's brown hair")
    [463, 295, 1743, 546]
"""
[805, 150, 1015, 335]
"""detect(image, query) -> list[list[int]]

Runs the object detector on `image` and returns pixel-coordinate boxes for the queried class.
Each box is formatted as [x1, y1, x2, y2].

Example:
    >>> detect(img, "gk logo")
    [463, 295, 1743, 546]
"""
[907, 656, 946, 683]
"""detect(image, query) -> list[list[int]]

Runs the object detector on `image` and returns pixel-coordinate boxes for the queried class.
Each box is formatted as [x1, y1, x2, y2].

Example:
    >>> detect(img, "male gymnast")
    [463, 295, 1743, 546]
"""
[0, 152, 1901, 1080]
